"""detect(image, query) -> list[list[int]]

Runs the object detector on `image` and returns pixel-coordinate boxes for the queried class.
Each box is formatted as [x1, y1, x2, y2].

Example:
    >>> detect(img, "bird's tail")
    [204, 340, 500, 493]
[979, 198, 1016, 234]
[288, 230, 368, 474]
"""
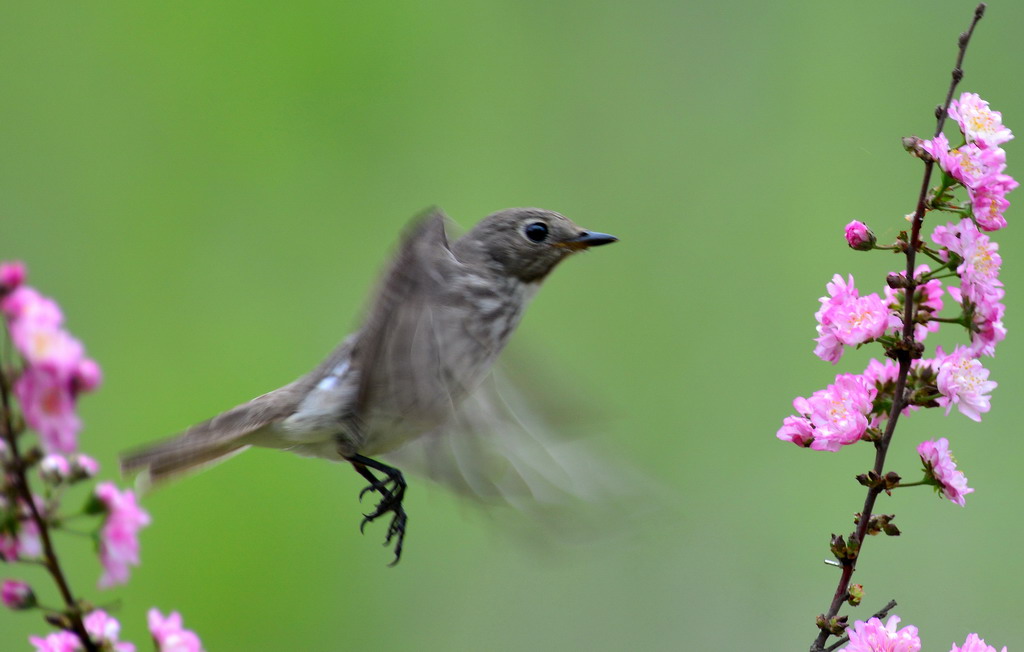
[120, 430, 251, 489]
[121, 386, 298, 488]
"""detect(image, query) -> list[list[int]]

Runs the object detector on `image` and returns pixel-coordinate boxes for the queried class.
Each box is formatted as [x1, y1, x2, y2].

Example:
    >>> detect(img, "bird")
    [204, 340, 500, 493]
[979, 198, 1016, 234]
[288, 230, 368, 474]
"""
[121, 207, 617, 564]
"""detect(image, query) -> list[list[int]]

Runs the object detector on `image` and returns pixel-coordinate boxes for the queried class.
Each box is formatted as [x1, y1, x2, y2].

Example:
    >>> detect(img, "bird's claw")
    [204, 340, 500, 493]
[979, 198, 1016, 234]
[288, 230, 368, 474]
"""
[354, 463, 408, 565]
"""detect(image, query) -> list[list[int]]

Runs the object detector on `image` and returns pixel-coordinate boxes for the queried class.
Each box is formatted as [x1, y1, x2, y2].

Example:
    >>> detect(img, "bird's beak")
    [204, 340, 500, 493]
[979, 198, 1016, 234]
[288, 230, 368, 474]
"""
[558, 230, 619, 251]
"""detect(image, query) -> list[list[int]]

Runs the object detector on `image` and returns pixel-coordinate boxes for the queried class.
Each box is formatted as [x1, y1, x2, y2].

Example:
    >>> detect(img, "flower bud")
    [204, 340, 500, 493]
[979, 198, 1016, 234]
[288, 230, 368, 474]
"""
[70, 454, 100, 481]
[0, 261, 26, 293]
[73, 358, 103, 394]
[1, 579, 36, 610]
[844, 221, 876, 251]
[886, 272, 909, 289]
[902, 136, 928, 159]
[847, 583, 864, 606]
[39, 455, 71, 484]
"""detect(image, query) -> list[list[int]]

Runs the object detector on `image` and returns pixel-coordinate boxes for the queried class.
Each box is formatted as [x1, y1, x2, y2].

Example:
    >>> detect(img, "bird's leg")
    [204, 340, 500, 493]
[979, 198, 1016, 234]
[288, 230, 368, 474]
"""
[348, 454, 408, 566]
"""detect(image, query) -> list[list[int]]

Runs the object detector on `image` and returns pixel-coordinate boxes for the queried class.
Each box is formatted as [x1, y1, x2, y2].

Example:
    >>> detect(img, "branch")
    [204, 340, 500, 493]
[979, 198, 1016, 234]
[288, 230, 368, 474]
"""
[0, 366, 98, 651]
[823, 600, 899, 652]
[809, 5, 986, 651]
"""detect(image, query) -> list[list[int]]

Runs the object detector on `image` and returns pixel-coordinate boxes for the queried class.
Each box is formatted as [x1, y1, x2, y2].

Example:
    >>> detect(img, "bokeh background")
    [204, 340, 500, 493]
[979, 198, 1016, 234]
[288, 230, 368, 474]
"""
[2, 1, 1022, 649]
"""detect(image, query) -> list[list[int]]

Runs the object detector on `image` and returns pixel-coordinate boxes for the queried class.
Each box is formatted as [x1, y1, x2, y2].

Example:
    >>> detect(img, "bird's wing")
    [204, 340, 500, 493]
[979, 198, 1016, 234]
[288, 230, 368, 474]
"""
[349, 207, 462, 424]
[381, 368, 641, 538]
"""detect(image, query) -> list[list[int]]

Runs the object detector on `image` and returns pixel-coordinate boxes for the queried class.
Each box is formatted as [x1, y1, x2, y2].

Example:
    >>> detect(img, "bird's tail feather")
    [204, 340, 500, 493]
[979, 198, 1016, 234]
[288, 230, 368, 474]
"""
[121, 386, 300, 488]
[120, 433, 251, 489]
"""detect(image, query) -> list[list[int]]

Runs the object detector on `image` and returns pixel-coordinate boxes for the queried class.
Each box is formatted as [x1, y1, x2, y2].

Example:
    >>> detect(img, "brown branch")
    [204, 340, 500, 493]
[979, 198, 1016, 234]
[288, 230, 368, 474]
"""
[0, 366, 97, 651]
[809, 5, 986, 651]
[823, 600, 899, 652]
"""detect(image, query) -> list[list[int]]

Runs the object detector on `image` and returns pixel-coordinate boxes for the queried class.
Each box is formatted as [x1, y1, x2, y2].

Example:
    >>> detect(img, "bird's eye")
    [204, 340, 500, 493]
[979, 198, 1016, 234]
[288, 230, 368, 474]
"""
[524, 222, 549, 243]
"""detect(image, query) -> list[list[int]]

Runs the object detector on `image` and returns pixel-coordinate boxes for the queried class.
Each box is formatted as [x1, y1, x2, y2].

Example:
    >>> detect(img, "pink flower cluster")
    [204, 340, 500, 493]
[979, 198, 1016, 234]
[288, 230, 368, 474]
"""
[780, 94, 1010, 510]
[918, 438, 974, 506]
[25, 609, 205, 652]
[778, 373, 876, 451]
[841, 615, 920, 652]
[921, 92, 1017, 232]
[814, 274, 897, 364]
[29, 610, 134, 652]
[840, 615, 1005, 652]
[0, 262, 101, 454]
[95, 482, 152, 588]
[780, 347, 990, 501]
[935, 346, 997, 422]
[149, 608, 205, 652]
[1, 261, 204, 650]
[932, 219, 1006, 357]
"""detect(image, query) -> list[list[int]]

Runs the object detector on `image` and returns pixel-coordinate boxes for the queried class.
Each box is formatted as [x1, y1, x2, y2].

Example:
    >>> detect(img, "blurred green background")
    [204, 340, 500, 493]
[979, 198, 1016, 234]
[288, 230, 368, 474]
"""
[2, 0, 1022, 649]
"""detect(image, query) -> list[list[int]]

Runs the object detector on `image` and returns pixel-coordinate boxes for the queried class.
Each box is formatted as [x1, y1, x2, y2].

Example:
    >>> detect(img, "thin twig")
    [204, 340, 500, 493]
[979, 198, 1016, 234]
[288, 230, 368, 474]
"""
[0, 366, 97, 650]
[809, 5, 986, 651]
[823, 600, 899, 652]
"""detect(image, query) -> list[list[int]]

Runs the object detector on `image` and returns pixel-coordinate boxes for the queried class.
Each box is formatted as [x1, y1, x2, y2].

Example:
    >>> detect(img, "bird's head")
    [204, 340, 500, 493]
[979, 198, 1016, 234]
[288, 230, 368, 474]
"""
[457, 208, 617, 283]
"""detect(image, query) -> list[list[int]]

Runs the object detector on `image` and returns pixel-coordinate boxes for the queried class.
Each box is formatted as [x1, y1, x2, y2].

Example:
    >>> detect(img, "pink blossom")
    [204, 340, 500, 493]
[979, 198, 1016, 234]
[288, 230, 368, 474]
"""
[968, 291, 1006, 358]
[40, 454, 72, 483]
[941, 143, 1006, 190]
[149, 608, 205, 652]
[970, 173, 1017, 232]
[931, 221, 960, 253]
[29, 631, 81, 652]
[1, 286, 62, 328]
[776, 415, 814, 447]
[84, 610, 136, 652]
[918, 438, 974, 506]
[16, 519, 42, 559]
[949, 92, 1014, 149]
[863, 358, 899, 388]
[14, 365, 81, 454]
[936, 346, 996, 421]
[0, 498, 44, 560]
[829, 294, 890, 345]
[944, 285, 1006, 358]
[813, 329, 844, 365]
[841, 615, 921, 652]
[814, 275, 892, 363]
[95, 483, 151, 588]
[951, 633, 1008, 652]
[782, 374, 875, 451]
[2, 579, 36, 609]
[845, 221, 875, 250]
[921, 132, 950, 162]
[0, 261, 26, 290]
[955, 220, 1003, 302]
[9, 319, 83, 378]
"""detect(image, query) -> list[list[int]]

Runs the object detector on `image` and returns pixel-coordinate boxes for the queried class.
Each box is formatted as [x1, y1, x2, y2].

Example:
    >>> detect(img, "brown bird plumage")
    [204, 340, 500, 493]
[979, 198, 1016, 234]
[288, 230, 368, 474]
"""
[121, 207, 617, 563]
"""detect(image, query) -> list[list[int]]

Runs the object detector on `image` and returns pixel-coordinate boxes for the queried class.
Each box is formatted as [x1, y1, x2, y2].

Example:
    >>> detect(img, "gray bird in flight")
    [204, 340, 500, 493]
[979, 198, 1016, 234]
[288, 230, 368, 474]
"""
[121, 207, 617, 564]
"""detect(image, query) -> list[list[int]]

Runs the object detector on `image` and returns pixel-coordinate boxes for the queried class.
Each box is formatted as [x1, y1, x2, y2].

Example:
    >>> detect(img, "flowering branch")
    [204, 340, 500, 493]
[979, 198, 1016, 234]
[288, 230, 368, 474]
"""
[1, 263, 204, 651]
[0, 371, 97, 651]
[777, 4, 1012, 651]
[814, 17, 988, 645]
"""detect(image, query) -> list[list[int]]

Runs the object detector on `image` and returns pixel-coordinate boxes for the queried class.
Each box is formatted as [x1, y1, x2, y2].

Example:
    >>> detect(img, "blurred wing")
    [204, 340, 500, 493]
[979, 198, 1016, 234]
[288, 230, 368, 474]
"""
[351, 208, 461, 422]
[382, 368, 641, 537]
